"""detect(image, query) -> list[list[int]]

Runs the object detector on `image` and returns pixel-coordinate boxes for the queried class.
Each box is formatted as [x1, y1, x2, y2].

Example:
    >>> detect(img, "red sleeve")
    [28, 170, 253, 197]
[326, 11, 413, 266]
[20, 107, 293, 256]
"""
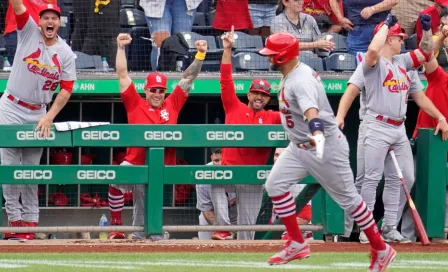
[425, 66, 446, 84]
[120, 83, 141, 112]
[60, 80, 74, 94]
[166, 85, 188, 112]
[220, 63, 241, 113]
[16, 11, 30, 30]
[273, 111, 281, 124]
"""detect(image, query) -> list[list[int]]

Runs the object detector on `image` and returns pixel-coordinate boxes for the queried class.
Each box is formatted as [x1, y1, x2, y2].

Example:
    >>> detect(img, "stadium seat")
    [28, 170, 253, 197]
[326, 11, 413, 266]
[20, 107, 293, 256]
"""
[120, 0, 136, 8]
[324, 53, 357, 72]
[74, 51, 99, 71]
[192, 12, 215, 35]
[217, 31, 263, 53]
[194, 12, 207, 26]
[232, 52, 270, 72]
[120, 8, 147, 28]
[299, 53, 324, 72]
[406, 34, 417, 50]
[180, 32, 223, 71]
[317, 33, 347, 57]
[0, 35, 6, 55]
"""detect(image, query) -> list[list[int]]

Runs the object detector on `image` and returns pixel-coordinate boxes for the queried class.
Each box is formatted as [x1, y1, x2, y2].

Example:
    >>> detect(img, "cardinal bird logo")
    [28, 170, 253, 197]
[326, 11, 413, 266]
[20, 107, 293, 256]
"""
[382, 69, 395, 87]
[23, 48, 41, 62]
[51, 54, 61, 73]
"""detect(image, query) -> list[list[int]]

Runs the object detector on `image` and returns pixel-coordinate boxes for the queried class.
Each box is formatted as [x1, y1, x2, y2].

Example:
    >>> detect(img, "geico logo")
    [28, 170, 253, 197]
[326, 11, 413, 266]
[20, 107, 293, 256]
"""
[257, 170, 271, 180]
[16, 131, 55, 140]
[195, 170, 233, 180]
[14, 170, 52, 180]
[81, 131, 120, 140]
[268, 131, 288, 141]
[144, 131, 182, 140]
[77, 170, 116, 180]
[206, 131, 244, 140]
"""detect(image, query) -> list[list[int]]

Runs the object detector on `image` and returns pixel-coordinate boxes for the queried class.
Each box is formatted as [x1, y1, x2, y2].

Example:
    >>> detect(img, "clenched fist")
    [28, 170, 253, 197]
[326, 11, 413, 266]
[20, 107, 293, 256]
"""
[195, 40, 208, 53]
[117, 33, 132, 47]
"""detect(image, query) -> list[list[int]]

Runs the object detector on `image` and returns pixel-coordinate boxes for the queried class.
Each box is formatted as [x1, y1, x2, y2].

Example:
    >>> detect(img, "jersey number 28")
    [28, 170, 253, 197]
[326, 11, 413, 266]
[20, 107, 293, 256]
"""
[42, 80, 59, 92]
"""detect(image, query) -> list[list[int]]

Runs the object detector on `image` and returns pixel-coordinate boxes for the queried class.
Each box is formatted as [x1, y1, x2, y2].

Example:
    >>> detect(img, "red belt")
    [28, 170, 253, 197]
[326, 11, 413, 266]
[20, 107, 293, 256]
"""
[376, 115, 404, 126]
[7, 94, 44, 110]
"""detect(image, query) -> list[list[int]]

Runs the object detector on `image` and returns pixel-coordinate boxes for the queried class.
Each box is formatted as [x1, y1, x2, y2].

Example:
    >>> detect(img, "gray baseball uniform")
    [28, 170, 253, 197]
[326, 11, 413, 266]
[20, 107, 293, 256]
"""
[196, 183, 237, 239]
[0, 11, 76, 223]
[361, 54, 417, 229]
[265, 63, 363, 218]
[342, 64, 424, 236]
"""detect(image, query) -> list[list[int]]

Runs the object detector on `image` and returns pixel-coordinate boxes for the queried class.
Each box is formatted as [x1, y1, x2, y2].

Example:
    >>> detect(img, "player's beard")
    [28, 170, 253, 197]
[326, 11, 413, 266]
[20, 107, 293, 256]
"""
[270, 63, 280, 71]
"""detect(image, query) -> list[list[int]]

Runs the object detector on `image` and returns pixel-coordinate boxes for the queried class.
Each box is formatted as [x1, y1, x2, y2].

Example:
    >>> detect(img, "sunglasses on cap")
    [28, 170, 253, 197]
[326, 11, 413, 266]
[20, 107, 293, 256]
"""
[147, 88, 166, 94]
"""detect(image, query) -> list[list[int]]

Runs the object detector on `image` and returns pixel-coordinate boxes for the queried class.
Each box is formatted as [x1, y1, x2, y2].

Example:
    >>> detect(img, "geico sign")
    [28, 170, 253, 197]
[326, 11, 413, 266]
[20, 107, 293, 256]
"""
[77, 170, 116, 180]
[206, 131, 244, 140]
[14, 170, 52, 180]
[81, 131, 120, 140]
[195, 170, 233, 180]
[17, 131, 55, 140]
[268, 131, 288, 141]
[257, 170, 271, 180]
[144, 131, 182, 140]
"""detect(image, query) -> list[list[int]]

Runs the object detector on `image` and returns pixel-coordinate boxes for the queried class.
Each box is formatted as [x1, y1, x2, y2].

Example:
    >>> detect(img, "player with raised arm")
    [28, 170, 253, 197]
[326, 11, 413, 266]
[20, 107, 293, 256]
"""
[0, 0, 76, 240]
[107, 33, 207, 239]
[259, 32, 395, 271]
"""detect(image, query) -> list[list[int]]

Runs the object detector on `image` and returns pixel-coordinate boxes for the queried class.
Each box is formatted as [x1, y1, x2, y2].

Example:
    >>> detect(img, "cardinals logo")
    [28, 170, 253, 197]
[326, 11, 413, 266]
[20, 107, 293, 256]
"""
[278, 88, 290, 108]
[24, 48, 61, 80]
[382, 68, 409, 93]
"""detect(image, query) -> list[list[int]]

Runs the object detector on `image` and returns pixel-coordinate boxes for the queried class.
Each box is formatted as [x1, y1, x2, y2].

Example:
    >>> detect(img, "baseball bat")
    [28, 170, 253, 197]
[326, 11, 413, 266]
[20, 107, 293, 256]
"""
[389, 149, 430, 246]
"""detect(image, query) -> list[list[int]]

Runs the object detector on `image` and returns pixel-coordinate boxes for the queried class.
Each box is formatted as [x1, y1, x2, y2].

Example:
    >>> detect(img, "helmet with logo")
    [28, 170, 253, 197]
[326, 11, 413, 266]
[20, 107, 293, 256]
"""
[249, 79, 271, 96]
[145, 72, 167, 90]
[258, 32, 300, 65]
[374, 22, 408, 39]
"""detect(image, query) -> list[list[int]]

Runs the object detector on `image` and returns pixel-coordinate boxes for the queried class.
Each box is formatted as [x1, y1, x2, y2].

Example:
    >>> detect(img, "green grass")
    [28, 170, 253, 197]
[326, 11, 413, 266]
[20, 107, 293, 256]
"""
[0, 252, 447, 271]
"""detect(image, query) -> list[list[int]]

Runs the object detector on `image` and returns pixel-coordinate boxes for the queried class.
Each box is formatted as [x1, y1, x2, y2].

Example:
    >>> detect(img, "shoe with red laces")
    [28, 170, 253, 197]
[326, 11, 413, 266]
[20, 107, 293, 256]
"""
[108, 219, 125, 239]
[211, 231, 233, 240]
[4, 220, 35, 240]
[267, 240, 311, 265]
[368, 244, 397, 272]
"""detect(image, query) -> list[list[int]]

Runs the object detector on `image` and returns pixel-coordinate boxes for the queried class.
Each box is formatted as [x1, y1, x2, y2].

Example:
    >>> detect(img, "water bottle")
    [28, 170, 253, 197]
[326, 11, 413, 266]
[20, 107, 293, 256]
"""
[101, 57, 109, 72]
[99, 213, 108, 240]
[3, 57, 11, 72]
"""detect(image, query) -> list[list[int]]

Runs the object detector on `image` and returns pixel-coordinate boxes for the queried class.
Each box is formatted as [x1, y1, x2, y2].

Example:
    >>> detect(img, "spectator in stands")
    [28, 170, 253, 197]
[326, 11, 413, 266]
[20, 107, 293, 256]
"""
[247, 0, 278, 38]
[302, 0, 343, 33]
[196, 148, 238, 240]
[71, 0, 120, 68]
[140, 0, 203, 71]
[416, 0, 448, 46]
[3, 0, 55, 64]
[271, 0, 335, 52]
[213, 0, 253, 32]
[329, 0, 399, 55]
[392, 0, 432, 36]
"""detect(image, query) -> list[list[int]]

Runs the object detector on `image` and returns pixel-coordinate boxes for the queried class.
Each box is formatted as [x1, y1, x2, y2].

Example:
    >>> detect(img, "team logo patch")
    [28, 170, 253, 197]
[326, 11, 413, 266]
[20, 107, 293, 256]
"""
[382, 67, 410, 92]
[23, 48, 61, 80]
[160, 109, 169, 121]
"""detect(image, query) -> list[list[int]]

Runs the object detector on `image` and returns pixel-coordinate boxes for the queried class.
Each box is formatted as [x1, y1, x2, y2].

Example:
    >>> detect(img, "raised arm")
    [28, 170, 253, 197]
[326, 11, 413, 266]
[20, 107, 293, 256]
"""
[365, 14, 397, 68]
[116, 33, 132, 93]
[361, 0, 399, 20]
[219, 26, 240, 112]
[177, 40, 207, 95]
[419, 15, 439, 74]
[10, 0, 26, 15]
[329, 0, 353, 31]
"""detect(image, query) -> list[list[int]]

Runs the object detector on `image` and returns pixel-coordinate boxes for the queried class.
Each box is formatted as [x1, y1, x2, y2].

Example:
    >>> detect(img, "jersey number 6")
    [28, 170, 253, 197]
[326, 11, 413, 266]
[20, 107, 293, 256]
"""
[285, 115, 294, 128]
[42, 80, 59, 92]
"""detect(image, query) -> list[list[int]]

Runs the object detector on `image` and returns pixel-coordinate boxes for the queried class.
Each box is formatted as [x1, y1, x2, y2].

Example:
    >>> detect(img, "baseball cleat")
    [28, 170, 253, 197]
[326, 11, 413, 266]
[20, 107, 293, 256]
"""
[108, 220, 125, 239]
[211, 231, 233, 240]
[4, 220, 35, 241]
[381, 225, 411, 244]
[267, 240, 311, 265]
[368, 244, 397, 272]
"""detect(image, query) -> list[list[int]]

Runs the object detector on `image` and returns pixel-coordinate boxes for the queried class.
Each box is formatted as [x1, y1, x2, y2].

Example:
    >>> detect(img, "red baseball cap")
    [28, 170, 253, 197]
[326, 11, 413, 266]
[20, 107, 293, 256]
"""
[436, 0, 448, 6]
[145, 72, 167, 89]
[249, 79, 271, 96]
[39, 3, 61, 17]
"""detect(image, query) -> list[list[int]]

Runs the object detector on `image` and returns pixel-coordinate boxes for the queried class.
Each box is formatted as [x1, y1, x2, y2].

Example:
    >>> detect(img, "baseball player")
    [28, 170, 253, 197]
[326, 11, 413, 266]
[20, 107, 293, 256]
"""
[1, 0, 76, 240]
[336, 62, 425, 243]
[197, 148, 238, 240]
[359, 13, 448, 244]
[107, 33, 207, 239]
[258, 32, 395, 271]
[268, 148, 312, 241]
[211, 25, 281, 241]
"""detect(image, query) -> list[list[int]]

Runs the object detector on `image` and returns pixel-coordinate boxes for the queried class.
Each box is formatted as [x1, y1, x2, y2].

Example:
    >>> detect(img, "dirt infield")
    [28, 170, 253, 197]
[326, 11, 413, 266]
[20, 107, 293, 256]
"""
[0, 239, 448, 253]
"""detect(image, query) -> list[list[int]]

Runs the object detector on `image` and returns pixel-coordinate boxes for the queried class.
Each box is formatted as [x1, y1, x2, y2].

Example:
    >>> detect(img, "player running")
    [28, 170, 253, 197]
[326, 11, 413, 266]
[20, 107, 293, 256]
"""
[1, 0, 76, 240]
[107, 33, 207, 239]
[259, 32, 395, 271]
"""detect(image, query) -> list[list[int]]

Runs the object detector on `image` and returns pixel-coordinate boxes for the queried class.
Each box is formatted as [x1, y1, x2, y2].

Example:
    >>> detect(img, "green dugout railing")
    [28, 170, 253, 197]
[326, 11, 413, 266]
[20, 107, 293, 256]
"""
[0, 124, 349, 237]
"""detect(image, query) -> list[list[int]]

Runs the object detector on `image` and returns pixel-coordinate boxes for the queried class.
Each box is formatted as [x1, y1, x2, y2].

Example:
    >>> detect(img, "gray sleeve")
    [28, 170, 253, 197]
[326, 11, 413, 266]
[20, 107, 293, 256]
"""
[362, 57, 382, 76]
[309, 16, 321, 42]
[270, 15, 287, 34]
[348, 64, 365, 90]
[17, 13, 39, 43]
[294, 82, 319, 114]
[396, 53, 415, 71]
[196, 185, 213, 211]
[408, 70, 424, 94]
[61, 47, 77, 81]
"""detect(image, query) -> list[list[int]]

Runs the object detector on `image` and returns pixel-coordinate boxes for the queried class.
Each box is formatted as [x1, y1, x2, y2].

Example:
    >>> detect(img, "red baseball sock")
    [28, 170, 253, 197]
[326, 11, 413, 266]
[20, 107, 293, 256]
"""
[352, 201, 386, 251]
[108, 186, 124, 225]
[272, 192, 305, 244]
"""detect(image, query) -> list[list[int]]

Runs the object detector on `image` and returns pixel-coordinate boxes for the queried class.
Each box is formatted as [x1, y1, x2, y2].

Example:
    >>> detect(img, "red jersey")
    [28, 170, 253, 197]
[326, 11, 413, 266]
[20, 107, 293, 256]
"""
[4, 0, 55, 35]
[416, 6, 440, 46]
[212, 0, 253, 30]
[413, 66, 448, 138]
[121, 83, 188, 165]
[220, 64, 281, 166]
